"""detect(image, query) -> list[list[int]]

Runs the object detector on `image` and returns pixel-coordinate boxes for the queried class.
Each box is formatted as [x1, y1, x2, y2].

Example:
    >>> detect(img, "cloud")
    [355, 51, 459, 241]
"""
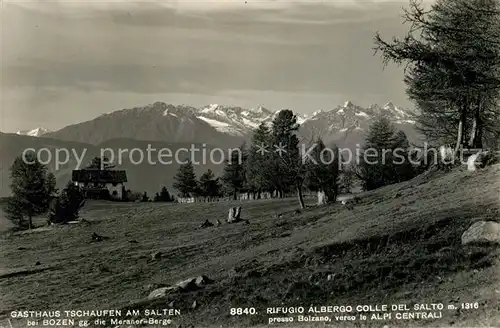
[7, 0, 435, 13]
[2, 0, 415, 132]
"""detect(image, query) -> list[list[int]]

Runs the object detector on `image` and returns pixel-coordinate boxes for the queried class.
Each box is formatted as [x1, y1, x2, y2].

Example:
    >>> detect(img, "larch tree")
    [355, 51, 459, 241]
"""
[271, 109, 306, 208]
[221, 145, 246, 200]
[5, 152, 56, 229]
[374, 0, 500, 152]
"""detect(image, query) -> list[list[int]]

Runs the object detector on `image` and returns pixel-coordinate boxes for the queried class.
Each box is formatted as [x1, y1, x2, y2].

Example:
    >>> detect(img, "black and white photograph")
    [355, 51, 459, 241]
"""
[1, 0, 500, 327]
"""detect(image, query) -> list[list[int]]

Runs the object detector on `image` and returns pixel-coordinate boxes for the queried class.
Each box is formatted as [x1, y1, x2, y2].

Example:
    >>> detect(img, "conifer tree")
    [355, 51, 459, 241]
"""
[245, 123, 275, 194]
[5, 152, 56, 229]
[375, 0, 500, 150]
[221, 146, 246, 200]
[305, 138, 340, 203]
[173, 161, 198, 197]
[356, 117, 416, 190]
[198, 169, 221, 198]
[159, 186, 173, 201]
[271, 110, 306, 208]
[141, 191, 150, 202]
[391, 130, 416, 182]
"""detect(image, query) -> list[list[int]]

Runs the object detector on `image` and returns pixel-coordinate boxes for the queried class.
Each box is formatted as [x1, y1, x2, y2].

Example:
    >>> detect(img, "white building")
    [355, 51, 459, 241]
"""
[72, 169, 127, 200]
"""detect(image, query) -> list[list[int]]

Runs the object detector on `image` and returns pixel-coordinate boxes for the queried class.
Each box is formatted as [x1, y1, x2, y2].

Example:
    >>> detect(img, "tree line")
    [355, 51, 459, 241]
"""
[172, 165, 222, 199]
[173, 110, 417, 208]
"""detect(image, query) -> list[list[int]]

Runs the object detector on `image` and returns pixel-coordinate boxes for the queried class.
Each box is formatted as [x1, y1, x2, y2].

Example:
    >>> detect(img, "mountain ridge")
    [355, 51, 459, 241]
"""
[0, 101, 421, 196]
[39, 100, 417, 144]
[298, 101, 420, 149]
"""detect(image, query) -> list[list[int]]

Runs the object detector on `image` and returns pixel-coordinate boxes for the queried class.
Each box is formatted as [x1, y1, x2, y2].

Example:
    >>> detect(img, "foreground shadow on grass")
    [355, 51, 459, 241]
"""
[109, 205, 500, 327]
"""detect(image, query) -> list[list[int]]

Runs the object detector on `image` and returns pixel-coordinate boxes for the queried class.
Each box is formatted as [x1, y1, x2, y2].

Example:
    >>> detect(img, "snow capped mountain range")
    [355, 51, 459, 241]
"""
[305, 101, 414, 124]
[15, 101, 414, 141]
[193, 101, 415, 137]
[297, 101, 418, 148]
[20, 100, 418, 151]
[196, 104, 274, 136]
[16, 127, 51, 137]
[302, 101, 415, 132]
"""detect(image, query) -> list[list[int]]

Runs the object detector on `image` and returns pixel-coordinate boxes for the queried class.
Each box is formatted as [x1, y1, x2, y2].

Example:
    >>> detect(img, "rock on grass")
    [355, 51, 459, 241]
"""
[462, 221, 500, 245]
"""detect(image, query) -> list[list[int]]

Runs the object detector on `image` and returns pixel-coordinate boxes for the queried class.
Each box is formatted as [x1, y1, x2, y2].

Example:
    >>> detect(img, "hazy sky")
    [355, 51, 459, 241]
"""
[1, 0, 431, 133]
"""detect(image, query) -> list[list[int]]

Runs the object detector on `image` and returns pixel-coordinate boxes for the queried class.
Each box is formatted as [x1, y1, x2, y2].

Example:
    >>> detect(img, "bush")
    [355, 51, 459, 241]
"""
[48, 182, 85, 224]
[125, 190, 142, 202]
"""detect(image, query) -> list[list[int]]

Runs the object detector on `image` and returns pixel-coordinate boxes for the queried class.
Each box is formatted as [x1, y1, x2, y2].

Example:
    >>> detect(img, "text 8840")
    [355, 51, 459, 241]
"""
[230, 308, 257, 315]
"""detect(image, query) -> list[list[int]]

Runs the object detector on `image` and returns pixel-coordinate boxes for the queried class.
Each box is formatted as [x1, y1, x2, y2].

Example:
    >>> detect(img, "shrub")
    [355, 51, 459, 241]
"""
[48, 182, 85, 224]
[125, 190, 142, 202]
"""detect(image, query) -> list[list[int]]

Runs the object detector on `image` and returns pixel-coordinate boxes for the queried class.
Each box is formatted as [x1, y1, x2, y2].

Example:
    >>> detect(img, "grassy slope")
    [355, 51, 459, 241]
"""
[1, 165, 499, 328]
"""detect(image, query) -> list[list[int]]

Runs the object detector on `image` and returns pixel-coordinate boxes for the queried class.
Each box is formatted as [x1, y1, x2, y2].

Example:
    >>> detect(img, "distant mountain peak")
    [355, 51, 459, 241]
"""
[145, 101, 167, 110]
[383, 101, 396, 109]
[344, 100, 354, 107]
[250, 105, 270, 114]
[16, 127, 51, 137]
[207, 104, 220, 111]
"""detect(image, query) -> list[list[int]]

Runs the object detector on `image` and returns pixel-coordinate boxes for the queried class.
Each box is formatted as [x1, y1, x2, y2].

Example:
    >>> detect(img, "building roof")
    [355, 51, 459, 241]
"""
[72, 169, 127, 184]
